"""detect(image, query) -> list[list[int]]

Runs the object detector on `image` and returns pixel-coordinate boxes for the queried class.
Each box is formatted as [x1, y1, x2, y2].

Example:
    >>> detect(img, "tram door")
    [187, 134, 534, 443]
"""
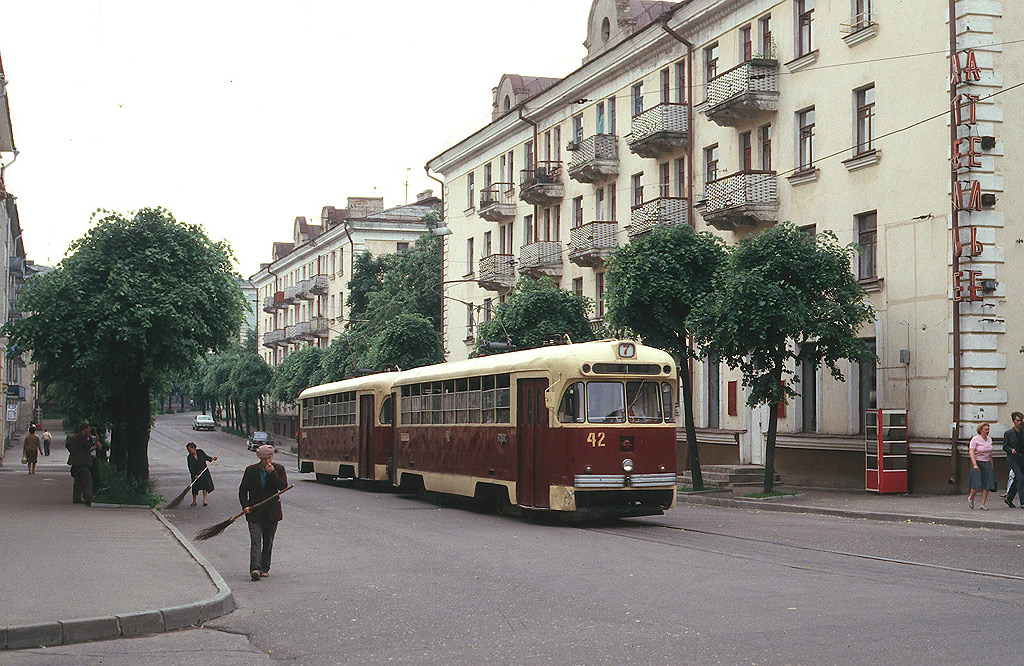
[517, 379, 549, 508]
[359, 394, 374, 479]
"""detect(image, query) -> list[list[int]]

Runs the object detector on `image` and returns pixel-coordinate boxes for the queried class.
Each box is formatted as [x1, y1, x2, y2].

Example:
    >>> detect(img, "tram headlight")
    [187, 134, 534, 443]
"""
[622, 458, 635, 472]
[584, 465, 593, 473]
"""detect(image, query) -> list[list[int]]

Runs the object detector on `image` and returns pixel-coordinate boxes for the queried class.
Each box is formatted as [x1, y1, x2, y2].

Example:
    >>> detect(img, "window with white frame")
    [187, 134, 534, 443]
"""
[607, 96, 616, 134]
[465, 237, 474, 275]
[704, 144, 719, 183]
[759, 15, 772, 58]
[572, 277, 583, 298]
[483, 231, 492, 257]
[854, 0, 873, 28]
[596, 187, 606, 219]
[740, 131, 753, 171]
[854, 84, 875, 155]
[597, 101, 606, 134]
[741, 25, 752, 61]
[466, 171, 475, 209]
[660, 68, 671, 104]
[704, 43, 719, 86]
[675, 157, 686, 197]
[631, 173, 644, 207]
[466, 303, 475, 340]
[797, 107, 815, 171]
[675, 61, 686, 104]
[857, 211, 877, 279]
[796, 0, 814, 57]
[659, 162, 670, 198]
[759, 124, 772, 170]
[573, 196, 584, 227]
[631, 82, 644, 116]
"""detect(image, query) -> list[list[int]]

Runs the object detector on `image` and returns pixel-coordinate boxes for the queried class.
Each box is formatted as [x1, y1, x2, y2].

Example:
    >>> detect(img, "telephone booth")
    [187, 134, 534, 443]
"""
[865, 409, 909, 493]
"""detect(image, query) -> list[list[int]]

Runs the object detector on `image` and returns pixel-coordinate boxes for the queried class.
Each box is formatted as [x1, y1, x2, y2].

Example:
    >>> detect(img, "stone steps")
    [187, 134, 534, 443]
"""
[679, 465, 781, 488]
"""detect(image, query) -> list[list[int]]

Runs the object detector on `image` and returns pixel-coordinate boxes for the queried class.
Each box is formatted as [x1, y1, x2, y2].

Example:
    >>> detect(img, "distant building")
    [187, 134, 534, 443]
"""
[238, 278, 257, 345]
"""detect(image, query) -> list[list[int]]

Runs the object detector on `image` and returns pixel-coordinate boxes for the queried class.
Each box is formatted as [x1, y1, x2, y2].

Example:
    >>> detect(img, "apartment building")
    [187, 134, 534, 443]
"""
[426, 0, 1021, 491]
[250, 191, 440, 369]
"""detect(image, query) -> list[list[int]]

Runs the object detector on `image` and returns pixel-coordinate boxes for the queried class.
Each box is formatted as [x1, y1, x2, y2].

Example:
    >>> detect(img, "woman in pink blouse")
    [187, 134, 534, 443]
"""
[968, 422, 996, 509]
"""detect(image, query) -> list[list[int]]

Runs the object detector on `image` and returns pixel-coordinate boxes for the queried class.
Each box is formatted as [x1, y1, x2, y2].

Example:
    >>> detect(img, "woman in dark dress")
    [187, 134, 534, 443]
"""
[186, 442, 217, 506]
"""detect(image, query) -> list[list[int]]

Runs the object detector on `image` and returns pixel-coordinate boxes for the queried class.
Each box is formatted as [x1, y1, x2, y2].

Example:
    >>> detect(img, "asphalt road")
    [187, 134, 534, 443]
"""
[3, 412, 1020, 665]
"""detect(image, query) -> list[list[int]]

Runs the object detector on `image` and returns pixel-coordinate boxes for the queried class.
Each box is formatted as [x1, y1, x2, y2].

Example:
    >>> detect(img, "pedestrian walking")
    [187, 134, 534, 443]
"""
[968, 422, 996, 510]
[41, 428, 52, 456]
[22, 425, 42, 474]
[238, 444, 287, 581]
[66, 423, 99, 505]
[1002, 411, 1024, 508]
[186, 442, 217, 506]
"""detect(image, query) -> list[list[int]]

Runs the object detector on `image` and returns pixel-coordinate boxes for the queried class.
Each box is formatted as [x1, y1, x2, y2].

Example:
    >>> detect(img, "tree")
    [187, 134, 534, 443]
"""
[370, 313, 444, 370]
[475, 277, 595, 353]
[272, 346, 325, 404]
[9, 208, 244, 480]
[604, 225, 727, 490]
[315, 330, 370, 385]
[346, 252, 394, 329]
[229, 348, 273, 432]
[691, 222, 876, 493]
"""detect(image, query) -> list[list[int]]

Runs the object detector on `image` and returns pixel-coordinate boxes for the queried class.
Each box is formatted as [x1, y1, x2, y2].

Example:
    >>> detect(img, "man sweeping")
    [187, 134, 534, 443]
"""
[238, 444, 288, 581]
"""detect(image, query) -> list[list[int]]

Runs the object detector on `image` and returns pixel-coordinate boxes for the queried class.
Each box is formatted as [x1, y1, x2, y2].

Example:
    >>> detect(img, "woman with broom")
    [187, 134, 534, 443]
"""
[238, 444, 287, 581]
[185, 442, 218, 506]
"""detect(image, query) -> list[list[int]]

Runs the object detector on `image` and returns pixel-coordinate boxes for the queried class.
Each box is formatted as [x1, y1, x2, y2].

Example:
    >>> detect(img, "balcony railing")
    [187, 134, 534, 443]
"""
[309, 274, 329, 295]
[311, 316, 330, 338]
[283, 285, 301, 303]
[626, 103, 688, 158]
[478, 253, 516, 292]
[519, 162, 564, 205]
[262, 295, 278, 313]
[569, 221, 618, 267]
[518, 241, 563, 279]
[629, 197, 689, 238]
[479, 183, 517, 221]
[568, 134, 619, 183]
[704, 59, 779, 127]
[263, 329, 285, 348]
[284, 324, 300, 341]
[293, 320, 314, 339]
[297, 279, 313, 300]
[700, 170, 778, 231]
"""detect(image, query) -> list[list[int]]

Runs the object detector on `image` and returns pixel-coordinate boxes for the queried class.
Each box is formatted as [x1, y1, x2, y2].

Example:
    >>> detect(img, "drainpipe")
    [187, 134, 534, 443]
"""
[424, 165, 447, 352]
[947, 0, 962, 485]
[659, 16, 694, 230]
[518, 106, 541, 243]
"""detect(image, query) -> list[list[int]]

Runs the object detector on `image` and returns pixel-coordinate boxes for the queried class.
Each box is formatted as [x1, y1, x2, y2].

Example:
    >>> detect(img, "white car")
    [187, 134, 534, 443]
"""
[192, 414, 216, 431]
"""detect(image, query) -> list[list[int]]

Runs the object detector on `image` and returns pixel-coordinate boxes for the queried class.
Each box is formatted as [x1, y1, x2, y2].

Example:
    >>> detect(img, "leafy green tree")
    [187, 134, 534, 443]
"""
[691, 222, 876, 493]
[9, 208, 244, 480]
[230, 348, 273, 432]
[316, 330, 371, 384]
[346, 252, 394, 329]
[371, 313, 444, 370]
[605, 225, 727, 490]
[475, 277, 595, 353]
[272, 346, 325, 404]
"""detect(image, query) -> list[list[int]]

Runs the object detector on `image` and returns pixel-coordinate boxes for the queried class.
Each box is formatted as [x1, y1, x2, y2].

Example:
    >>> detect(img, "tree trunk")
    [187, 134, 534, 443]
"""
[679, 354, 704, 490]
[763, 366, 784, 494]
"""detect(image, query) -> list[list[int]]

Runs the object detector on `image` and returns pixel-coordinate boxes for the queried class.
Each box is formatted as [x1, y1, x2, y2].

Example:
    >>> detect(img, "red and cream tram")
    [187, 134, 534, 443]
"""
[297, 340, 678, 519]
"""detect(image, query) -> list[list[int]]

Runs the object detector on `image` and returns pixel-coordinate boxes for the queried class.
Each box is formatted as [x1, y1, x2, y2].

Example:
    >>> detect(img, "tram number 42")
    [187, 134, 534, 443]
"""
[587, 432, 607, 447]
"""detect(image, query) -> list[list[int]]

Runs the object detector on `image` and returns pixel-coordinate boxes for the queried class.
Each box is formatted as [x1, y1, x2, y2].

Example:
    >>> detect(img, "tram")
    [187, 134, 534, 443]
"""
[297, 339, 679, 519]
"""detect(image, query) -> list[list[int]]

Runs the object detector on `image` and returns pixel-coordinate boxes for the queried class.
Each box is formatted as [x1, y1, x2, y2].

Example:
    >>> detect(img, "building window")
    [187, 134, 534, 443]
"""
[796, 0, 814, 57]
[857, 211, 877, 279]
[554, 126, 561, 162]
[523, 215, 534, 245]
[800, 344, 817, 432]
[466, 171, 475, 209]
[607, 96, 616, 134]
[855, 84, 875, 155]
[595, 272, 606, 318]
[740, 131, 752, 171]
[704, 43, 719, 86]
[660, 68, 671, 104]
[466, 303, 475, 340]
[707, 355, 720, 428]
[857, 337, 878, 433]
[675, 61, 686, 104]
[483, 162, 492, 189]
[572, 114, 584, 144]
[524, 140, 535, 171]
[573, 196, 584, 227]
[759, 15, 772, 58]
[675, 157, 686, 197]
[573, 277, 583, 298]
[631, 82, 644, 116]
[609, 180, 617, 220]
[659, 162, 670, 198]
[483, 230, 492, 257]
[855, 0, 873, 26]
[597, 101, 605, 134]
[631, 173, 644, 207]
[543, 132, 551, 162]
[466, 237, 474, 275]
[330, 251, 336, 275]
[483, 298, 492, 322]
[397, 242, 409, 256]
[596, 187, 606, 219]
[704, 144, 719, 183]
[797, 107, 815, 171]
[741, 25, 753, 61]
[759, 124, 772, 170]
[552, 205, 561, 241]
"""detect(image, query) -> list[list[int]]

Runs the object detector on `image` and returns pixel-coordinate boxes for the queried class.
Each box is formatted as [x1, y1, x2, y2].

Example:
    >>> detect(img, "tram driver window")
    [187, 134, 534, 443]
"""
[557, 382, 586, 423]
[379, 396, 393, 425]
[587, 382, 626, 424]
[626, 381, 662, 423]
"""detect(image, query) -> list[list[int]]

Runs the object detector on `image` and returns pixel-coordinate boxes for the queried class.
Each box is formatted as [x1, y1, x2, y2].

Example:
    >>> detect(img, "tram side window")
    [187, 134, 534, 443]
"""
[626, 381, 663, 423]
[588, 382, 626, 424]
[496, 374, 511, 423]
[380, 396, 393, 424]
[558, 382, 586, 423]
[661, 382, 675, 423]
[399, 374, 511, 425]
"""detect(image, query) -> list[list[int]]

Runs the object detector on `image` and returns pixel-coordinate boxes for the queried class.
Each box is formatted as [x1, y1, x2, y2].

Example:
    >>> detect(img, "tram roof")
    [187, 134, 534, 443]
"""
[298, 372, 402, 400]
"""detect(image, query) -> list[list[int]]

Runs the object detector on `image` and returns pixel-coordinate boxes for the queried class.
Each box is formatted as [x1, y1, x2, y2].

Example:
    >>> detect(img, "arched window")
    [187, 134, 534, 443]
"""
[601, 17, 611, 43]
[503, 95, 511, 112]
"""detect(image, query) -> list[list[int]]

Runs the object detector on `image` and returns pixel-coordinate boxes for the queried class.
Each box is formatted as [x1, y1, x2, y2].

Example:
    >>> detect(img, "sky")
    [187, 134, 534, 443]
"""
[0, 0, 595, 277]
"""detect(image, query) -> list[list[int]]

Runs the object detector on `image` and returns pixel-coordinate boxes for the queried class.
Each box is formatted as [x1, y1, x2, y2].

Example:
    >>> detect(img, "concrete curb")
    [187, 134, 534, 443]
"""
[676, 493, 1024, 532]
[0, 510, 235, 650]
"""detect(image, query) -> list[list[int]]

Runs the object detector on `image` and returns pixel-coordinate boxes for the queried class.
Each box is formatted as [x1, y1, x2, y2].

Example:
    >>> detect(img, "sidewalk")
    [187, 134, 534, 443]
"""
[0, 454, 234, 650]
[677, 485, 1024, 531]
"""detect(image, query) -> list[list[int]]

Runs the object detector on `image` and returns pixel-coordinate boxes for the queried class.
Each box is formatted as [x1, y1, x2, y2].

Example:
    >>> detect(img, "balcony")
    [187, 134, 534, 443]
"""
[478, 253, 516, 292]
[8, 256, 24, 276]
[297, 279, 313, 300]
[284, 324, 300, 342]
[311, 316, 330, 338]
[520, 162, 564, 205]
[700, 170, 778, 231]
[569, 221, 618, 267]
[263, 329, 285, 348]
[629, 197, 689, 238]
[293, 320, 314, 339]
[478, 183, 516, 221]
[262, 295, 278, 313]
[283, 285, 301, 304]
[518, 241, 563, 279]
[626, 103, 688, 158]
[568, 134, 619, 183]
[704, 59, 779, 127]
[309, 274, 329, 295]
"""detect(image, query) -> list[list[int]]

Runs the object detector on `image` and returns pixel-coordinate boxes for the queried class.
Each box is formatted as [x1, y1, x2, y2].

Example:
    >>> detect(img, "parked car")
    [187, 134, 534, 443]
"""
[192, 414, 216, 431]
[247, 431, 275, 451]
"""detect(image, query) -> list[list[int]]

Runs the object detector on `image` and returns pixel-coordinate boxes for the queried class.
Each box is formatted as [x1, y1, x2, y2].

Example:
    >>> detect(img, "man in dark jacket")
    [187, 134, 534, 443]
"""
[238, 444, 288, 581]
[66, 423, 98, 505]
[1002, 411, 1024, 507]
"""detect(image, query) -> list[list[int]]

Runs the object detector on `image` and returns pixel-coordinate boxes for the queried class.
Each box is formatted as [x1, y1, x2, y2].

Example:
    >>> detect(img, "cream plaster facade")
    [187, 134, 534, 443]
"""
[427, 0, 1022, 489]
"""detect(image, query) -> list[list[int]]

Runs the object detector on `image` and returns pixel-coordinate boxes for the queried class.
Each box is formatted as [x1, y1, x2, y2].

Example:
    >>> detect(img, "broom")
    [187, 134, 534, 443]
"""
[195, 484, 294, 541]
[166, 447, 225, 509]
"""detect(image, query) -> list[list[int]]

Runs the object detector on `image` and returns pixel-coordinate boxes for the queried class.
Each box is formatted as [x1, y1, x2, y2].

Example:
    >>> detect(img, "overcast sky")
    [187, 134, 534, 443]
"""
[0, 0, 594, 277]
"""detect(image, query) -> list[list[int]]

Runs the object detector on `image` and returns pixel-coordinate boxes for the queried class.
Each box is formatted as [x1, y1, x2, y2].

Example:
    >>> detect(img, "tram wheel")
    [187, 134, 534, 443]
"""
[315, 473, 335, 484]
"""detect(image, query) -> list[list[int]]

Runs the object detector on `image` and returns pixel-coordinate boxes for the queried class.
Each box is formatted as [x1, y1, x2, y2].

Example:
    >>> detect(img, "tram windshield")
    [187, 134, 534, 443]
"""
[558, 380, 674, 424]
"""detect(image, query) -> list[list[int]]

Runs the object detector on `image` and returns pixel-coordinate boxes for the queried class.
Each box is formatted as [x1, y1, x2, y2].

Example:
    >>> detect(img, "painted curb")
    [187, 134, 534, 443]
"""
[0, 510, 235, 650]
[675, 494, 1024, 531]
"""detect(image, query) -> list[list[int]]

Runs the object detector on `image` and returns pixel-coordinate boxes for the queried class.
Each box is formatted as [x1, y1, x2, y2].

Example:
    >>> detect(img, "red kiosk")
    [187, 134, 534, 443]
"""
[865, 409, 909, 493]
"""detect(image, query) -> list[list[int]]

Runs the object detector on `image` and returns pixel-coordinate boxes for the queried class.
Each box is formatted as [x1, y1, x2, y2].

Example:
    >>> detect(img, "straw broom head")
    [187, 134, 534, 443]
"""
[194, 484, 294, 541]
[167, 447, 224, 510]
